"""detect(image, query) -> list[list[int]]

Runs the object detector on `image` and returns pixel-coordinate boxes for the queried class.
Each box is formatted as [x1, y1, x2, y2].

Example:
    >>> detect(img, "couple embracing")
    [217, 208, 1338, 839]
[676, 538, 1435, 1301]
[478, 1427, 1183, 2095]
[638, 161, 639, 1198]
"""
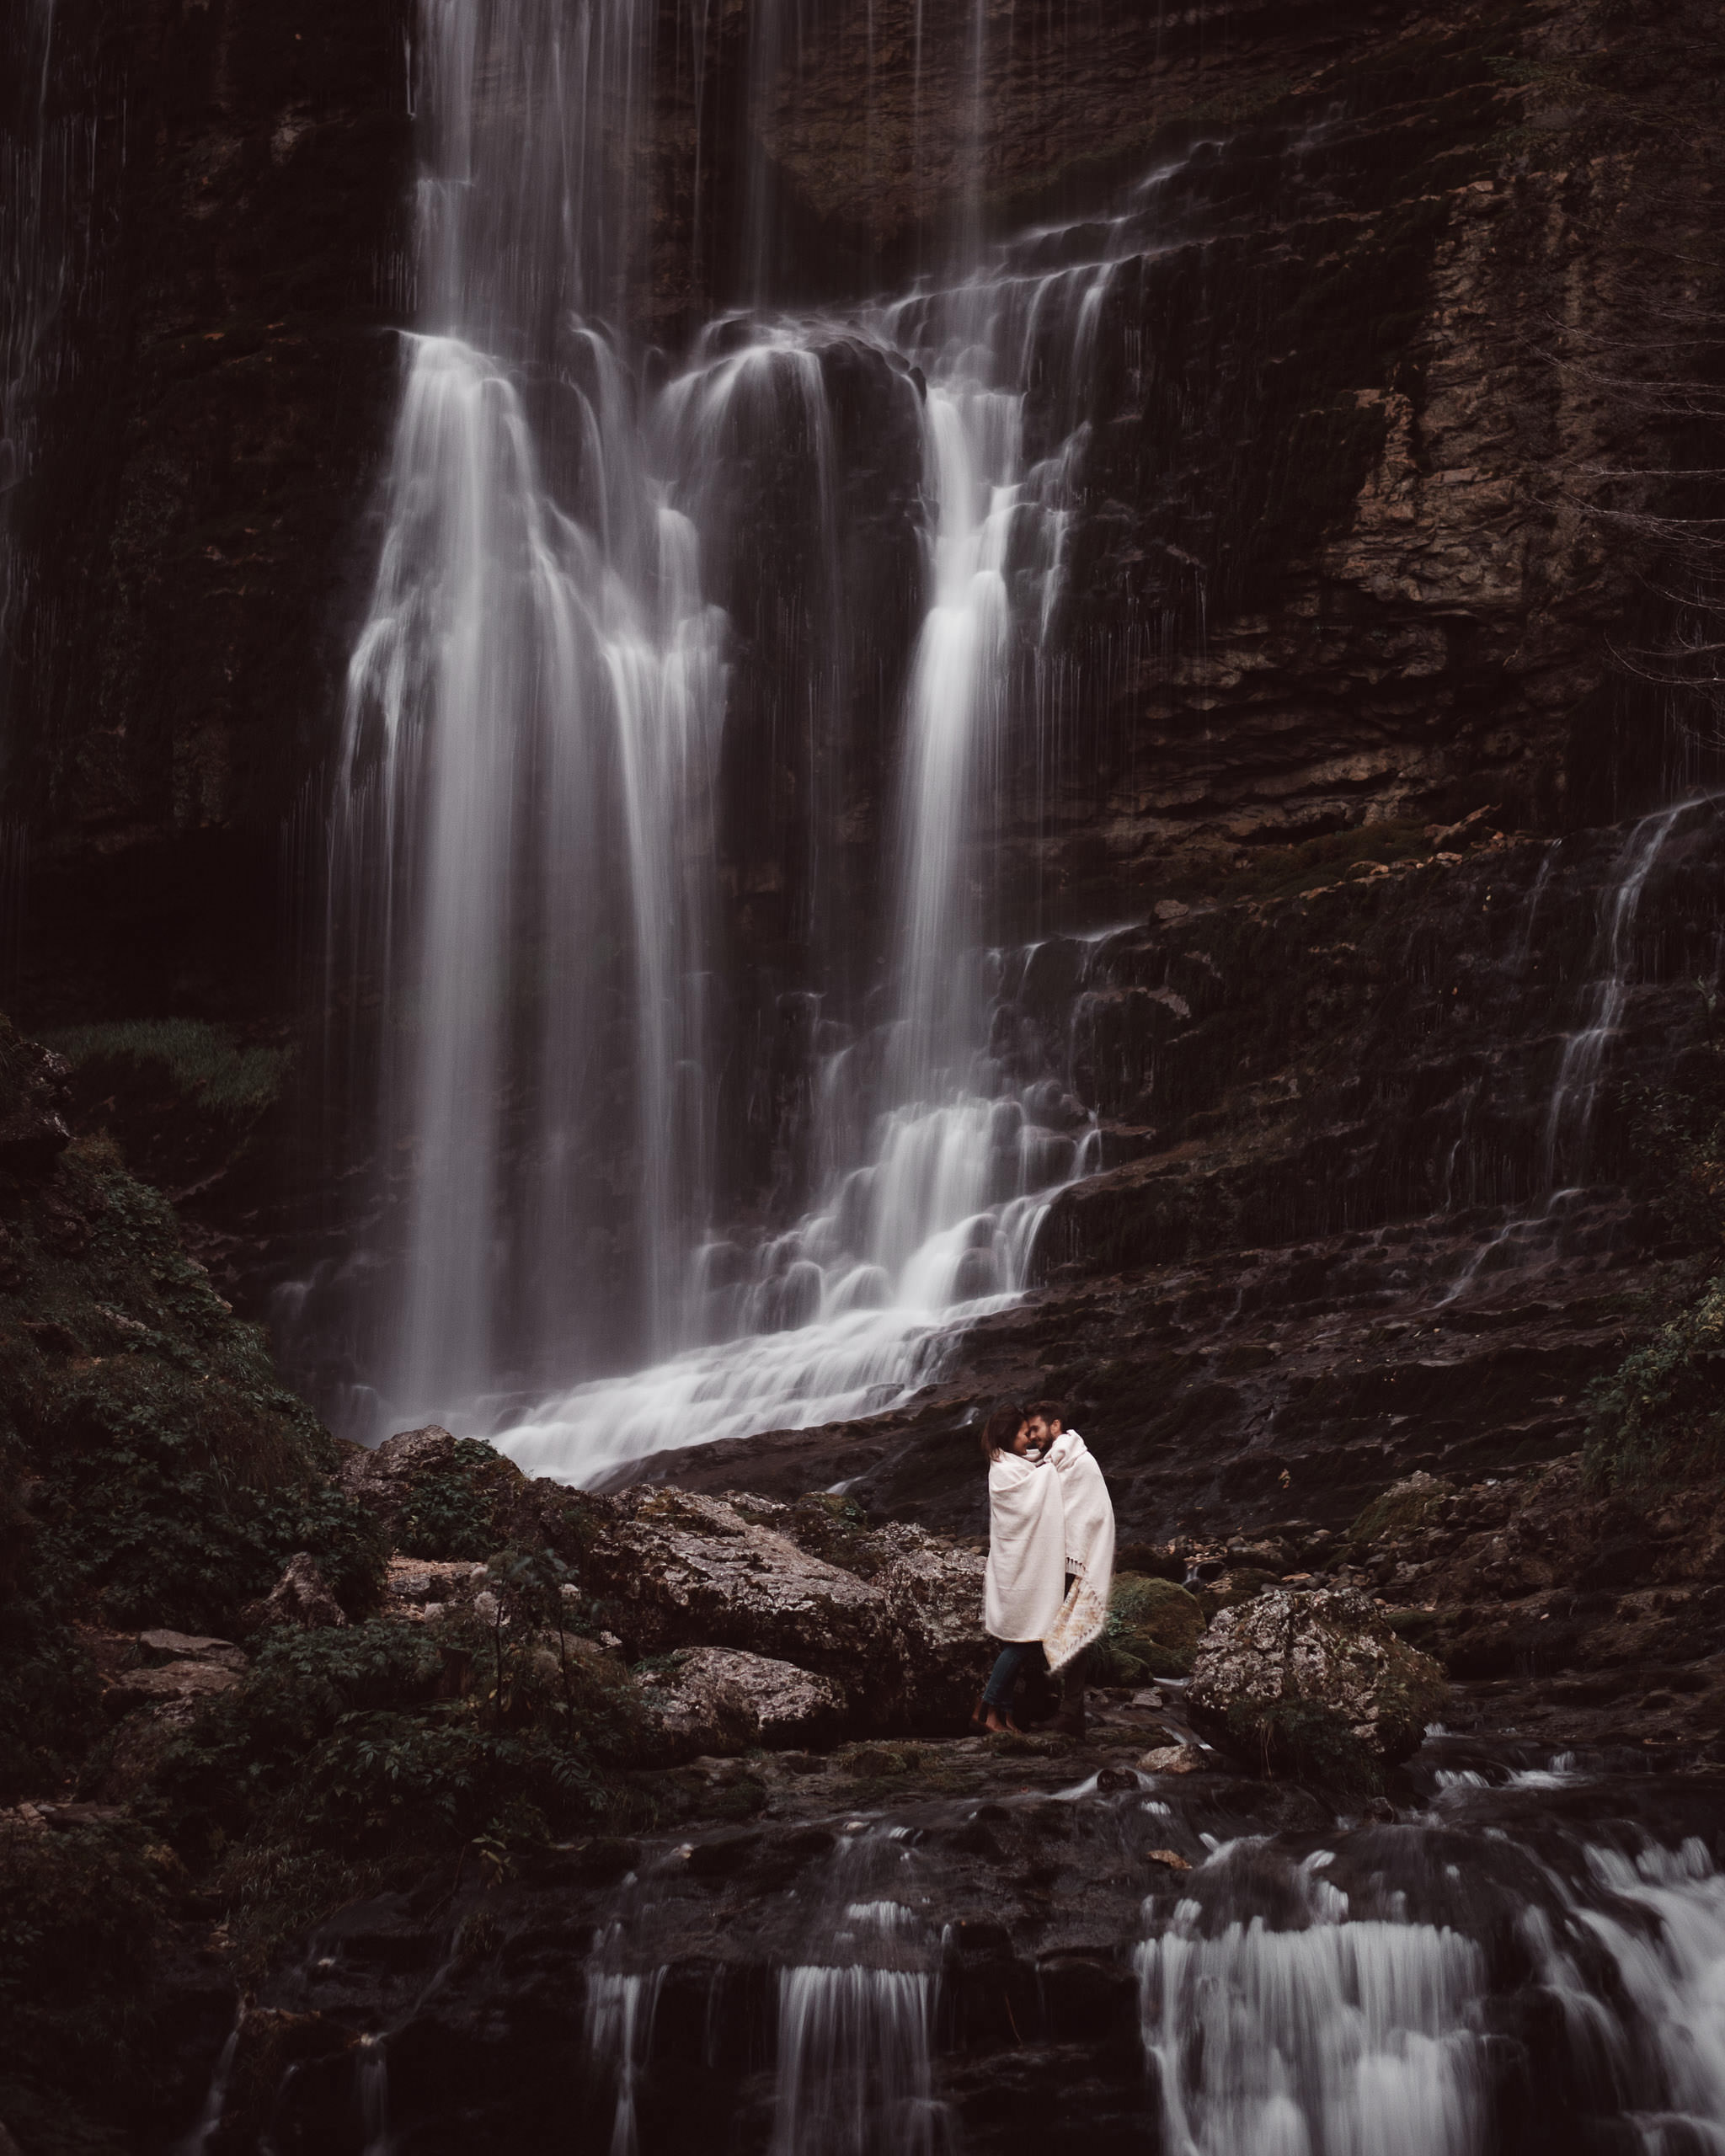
[975, 1399, 1115, 1737]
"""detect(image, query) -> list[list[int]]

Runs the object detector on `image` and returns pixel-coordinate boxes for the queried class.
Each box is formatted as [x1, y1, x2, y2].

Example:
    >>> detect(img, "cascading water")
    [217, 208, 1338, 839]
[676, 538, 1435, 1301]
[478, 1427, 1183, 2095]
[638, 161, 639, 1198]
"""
[325, 0, 727, 1427]
[1441, 795, 1710, 1301]
[489, 163, 1239, 1481]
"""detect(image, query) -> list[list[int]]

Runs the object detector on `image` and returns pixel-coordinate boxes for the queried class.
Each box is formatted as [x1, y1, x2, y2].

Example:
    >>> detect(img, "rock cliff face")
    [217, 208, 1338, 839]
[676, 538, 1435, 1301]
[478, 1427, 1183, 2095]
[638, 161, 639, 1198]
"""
[6, 0, 1725, 1536]
[9, 0, 1722, 1013]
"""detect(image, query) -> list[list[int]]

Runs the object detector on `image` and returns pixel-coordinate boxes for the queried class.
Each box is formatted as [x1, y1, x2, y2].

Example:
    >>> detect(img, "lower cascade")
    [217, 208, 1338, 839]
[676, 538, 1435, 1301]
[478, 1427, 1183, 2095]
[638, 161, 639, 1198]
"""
[585, 1778, 1725, 2156]
[223, 1727, 1725, 2156]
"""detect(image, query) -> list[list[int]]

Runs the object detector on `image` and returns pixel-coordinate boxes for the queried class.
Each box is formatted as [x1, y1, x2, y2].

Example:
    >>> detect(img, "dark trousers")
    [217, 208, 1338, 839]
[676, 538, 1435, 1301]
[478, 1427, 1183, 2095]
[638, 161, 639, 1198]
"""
[981, 1640, 1044, 1709]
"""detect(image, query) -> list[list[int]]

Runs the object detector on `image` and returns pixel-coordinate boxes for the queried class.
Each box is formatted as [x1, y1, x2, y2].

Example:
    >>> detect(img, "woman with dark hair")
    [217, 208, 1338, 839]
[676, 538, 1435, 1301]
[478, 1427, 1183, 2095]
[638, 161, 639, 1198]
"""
[973, 1404, 1065, 1733]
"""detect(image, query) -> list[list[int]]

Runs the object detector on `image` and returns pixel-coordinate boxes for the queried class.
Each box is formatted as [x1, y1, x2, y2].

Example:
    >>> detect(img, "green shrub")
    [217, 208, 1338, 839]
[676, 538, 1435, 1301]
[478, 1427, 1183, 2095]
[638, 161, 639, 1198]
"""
[28, 1357, 384, 1632]
[45, 1019, 289, 1121]
[0, 1594, 102, 1800]
[145, 1560, 649, 1971]
[0, 1817, 177, 2150]
[1585, 1271, 1725, 1488]
[398, 1437, 520, 1560]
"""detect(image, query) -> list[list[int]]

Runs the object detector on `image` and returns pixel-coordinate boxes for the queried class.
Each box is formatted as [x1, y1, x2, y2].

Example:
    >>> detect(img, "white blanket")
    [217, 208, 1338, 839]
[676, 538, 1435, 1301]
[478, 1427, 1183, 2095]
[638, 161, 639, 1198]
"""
[984, 1449, 1067, 1643]
[1042, 1429, 1116, 1673]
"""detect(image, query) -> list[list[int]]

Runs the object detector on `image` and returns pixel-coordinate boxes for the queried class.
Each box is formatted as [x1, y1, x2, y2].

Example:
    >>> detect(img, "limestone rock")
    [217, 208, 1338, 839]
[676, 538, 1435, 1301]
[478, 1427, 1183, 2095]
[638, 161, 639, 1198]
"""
[339, 1423, 464, 1538]
[1188, 1587, 1448, 1779]
[244, 1551, 349, 1633]
[638, 1646, 846, 1758]
[1139, 1744, 1204, 1775]
[588, 1489, 883, 1658]
[136, 1627, 247, 1672]
[585, 1490, 990, 1734]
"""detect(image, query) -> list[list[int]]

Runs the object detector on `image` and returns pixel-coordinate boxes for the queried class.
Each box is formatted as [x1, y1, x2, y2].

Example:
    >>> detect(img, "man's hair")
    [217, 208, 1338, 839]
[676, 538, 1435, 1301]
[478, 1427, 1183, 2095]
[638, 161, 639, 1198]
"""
[980, 1405, 1024, 1461]
[1025, 1399, 1065, 1427]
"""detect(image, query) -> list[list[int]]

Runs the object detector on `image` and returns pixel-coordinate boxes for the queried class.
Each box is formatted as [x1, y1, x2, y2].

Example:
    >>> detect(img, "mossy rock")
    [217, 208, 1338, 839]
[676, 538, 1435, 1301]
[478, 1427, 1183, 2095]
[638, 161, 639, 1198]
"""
[1348, 1471, 1454, 1547]
[1189, 1586, 1449, 1790]
[1093, 1572, 1206, 1682]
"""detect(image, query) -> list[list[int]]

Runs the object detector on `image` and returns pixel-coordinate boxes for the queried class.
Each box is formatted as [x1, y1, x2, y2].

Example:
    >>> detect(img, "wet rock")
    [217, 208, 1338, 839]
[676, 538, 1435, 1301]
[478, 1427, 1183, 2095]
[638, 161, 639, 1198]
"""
[1145, 1846, 1193, 1870]
[638, 1646, 846, 1758]
[1188, 1587, 1448, 1778]
[242, 1552, 349, 1634]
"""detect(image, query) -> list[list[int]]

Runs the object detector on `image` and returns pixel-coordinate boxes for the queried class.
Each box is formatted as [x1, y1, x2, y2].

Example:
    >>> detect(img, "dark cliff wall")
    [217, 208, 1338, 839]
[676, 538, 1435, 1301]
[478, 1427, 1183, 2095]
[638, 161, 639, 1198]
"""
[5, 0, 409, 1025]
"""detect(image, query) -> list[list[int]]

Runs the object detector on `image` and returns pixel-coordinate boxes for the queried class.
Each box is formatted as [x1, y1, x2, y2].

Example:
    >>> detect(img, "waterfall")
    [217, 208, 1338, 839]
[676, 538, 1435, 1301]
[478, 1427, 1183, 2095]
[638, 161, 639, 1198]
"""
[493, 165, 1222, 1480]
[586, 1967, 665, 2156]
[175, 2020, 240, 2156]
[315, 7, 1240, 1469]
[1134, 1815, 1725, 2156]
[1538, 798, 1695, 1193]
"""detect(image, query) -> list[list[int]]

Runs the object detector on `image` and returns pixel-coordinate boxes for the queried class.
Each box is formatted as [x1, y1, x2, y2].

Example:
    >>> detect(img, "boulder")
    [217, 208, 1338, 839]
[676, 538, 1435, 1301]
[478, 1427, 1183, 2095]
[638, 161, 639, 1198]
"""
[1139, 1743, 1204, 1775]
[586, 1489, 884, 1659]
[638, 1647, 846, 1758]
[244, 1551, 349, 1633]
[339, 1424, 470, 1541]
[585, 1490, 990, 1734]
[1187, 1586, 1448, 1784]
[338, 1424, 589, 1561]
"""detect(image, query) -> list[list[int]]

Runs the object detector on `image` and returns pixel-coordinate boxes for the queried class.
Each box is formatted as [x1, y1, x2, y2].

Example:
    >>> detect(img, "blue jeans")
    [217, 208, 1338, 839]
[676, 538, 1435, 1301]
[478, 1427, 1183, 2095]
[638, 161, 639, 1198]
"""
[982, 1640, 1044, 1710]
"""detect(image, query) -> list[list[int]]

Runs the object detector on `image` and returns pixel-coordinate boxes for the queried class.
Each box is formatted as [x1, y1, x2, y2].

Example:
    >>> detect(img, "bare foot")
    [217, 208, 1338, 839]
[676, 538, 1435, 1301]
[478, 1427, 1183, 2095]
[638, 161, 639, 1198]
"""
[984, 1708, 1021, 1735]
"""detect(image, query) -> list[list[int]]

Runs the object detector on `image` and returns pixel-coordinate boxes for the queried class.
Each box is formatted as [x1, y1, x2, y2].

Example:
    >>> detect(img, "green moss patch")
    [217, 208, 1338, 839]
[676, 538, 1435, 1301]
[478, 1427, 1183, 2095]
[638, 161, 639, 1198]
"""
[44, 1018, 291, 1196]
